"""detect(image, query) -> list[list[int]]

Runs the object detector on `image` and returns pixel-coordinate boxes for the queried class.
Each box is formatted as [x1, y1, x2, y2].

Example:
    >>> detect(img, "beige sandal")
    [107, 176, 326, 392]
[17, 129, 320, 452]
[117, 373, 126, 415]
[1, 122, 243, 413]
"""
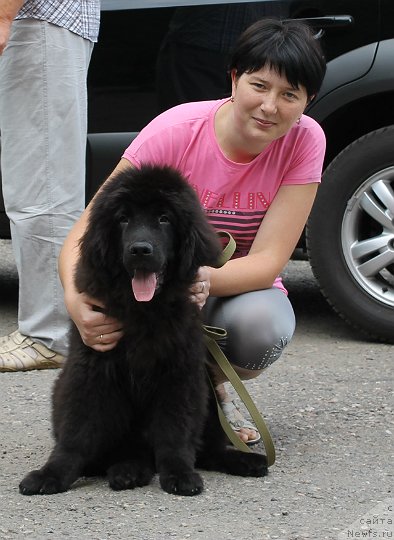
[221, 400, 261, 446]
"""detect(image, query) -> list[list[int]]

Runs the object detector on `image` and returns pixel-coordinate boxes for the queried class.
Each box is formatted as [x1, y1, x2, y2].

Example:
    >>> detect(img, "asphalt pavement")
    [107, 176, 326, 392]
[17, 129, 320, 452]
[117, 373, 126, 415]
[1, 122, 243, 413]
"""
[0, 239, 392, 540]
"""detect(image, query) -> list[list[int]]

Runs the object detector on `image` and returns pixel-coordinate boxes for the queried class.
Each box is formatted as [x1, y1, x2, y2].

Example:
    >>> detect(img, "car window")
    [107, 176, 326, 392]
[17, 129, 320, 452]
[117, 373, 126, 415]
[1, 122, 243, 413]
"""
[89, 0, 380, 134]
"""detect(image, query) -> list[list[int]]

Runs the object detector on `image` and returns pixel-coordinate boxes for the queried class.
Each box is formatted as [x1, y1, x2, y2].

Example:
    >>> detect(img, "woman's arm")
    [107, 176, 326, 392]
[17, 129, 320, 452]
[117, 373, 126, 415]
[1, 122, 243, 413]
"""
[208, 182, 319, 296]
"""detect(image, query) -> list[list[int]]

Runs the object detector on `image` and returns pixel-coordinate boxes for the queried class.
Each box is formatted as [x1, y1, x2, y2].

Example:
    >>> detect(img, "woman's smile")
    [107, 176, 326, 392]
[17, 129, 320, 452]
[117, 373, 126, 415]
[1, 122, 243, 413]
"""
[252, 116, 276, 129]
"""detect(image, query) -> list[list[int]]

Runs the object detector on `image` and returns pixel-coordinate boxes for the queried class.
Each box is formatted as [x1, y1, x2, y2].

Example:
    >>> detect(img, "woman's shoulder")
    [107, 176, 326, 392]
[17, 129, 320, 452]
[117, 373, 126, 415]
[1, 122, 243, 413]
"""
[123, 100, 225, 167]
[130, 99, 224, 150]
[298, 114, 326, 141]
[152, 99, 225, 130]
[280, 114, 326, 154]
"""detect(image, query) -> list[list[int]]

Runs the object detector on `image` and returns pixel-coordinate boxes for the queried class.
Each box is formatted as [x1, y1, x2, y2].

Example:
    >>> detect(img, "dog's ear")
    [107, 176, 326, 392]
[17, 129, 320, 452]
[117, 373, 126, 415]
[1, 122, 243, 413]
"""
[177, 207, 222, 282]
[75, 175, 127, 292]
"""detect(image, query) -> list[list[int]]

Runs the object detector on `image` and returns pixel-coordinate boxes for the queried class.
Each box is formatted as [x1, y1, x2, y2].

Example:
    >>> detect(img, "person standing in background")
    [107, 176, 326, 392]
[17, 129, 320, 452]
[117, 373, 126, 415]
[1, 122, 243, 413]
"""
[156, 3, 289, 112]
[0, 0, 100, 371]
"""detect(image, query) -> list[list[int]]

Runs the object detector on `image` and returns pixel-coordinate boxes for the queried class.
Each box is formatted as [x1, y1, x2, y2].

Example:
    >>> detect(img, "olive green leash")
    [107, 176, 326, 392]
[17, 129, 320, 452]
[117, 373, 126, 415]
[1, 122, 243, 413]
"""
[203, 231, 276, 467]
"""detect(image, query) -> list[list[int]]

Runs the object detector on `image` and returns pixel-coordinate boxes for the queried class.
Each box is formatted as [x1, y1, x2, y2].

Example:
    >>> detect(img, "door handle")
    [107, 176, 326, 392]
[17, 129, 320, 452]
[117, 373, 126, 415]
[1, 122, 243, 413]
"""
[295, 15, 354, 28]
[291, 15, 353, 38]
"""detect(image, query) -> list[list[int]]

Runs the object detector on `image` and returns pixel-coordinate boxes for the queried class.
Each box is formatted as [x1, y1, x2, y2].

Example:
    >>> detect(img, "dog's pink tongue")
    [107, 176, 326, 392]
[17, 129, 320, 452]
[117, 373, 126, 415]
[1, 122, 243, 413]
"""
[132, 270, 157, 301]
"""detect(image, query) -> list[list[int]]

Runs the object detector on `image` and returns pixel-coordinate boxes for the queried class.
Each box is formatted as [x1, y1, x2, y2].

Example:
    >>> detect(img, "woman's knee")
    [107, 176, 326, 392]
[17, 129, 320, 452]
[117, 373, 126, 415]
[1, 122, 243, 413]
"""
[205, 289, 296, 371]
[229, 314, 294, 370]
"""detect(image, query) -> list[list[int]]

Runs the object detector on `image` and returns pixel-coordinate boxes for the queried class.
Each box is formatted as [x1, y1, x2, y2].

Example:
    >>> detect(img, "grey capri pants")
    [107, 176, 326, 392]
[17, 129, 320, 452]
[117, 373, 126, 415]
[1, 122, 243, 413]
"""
[202, 288, 296, 371]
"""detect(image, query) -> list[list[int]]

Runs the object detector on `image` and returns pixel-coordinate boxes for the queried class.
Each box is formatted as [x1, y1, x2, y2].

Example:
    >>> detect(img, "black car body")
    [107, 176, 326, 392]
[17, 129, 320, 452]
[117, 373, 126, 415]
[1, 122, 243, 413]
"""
[1, 0, 393, 342]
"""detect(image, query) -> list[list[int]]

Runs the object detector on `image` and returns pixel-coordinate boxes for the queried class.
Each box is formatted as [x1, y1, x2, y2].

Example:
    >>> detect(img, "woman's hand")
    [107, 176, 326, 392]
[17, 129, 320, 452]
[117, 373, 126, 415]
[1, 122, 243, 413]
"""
[190, 266, 211, 309]
[65, 291, 124, 352]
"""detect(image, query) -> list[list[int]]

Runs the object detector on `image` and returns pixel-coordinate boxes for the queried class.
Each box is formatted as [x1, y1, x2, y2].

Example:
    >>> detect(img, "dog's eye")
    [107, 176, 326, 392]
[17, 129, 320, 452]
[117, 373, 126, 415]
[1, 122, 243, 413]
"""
[159, 214, 170, 224]
[119, 215, 129, 225]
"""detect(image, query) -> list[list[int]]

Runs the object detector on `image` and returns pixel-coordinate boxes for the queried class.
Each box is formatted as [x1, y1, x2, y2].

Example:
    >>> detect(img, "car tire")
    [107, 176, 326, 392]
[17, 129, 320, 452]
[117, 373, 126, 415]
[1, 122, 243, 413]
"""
[306, 126, 394, 343]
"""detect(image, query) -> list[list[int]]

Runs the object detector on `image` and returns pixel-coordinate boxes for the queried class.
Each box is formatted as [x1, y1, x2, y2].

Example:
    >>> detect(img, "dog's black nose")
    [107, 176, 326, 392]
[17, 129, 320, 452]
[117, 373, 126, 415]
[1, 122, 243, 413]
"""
[129, 242, 153, 256]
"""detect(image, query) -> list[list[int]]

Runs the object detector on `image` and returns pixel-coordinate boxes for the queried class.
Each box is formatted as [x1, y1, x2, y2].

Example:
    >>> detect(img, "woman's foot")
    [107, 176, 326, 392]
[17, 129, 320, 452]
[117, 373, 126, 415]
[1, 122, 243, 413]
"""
[216, 383, 261, 445]
[221, 400, 261, 445]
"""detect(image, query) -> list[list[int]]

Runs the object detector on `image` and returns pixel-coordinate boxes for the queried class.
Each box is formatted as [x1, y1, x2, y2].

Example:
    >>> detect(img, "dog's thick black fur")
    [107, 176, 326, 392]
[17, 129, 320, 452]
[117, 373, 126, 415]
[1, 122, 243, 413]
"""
[19, 165, 268, 497]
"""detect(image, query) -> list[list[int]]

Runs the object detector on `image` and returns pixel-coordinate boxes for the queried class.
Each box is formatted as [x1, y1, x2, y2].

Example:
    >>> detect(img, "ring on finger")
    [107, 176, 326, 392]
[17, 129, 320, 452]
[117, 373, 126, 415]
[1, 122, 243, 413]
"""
[99, 334, 103, 342]
[200, 281, 206, 293]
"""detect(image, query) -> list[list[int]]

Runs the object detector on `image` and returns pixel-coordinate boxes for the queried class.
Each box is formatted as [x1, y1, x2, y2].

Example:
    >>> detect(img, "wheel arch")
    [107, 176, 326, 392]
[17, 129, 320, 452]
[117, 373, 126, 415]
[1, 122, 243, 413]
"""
[308, 38, 394, 166]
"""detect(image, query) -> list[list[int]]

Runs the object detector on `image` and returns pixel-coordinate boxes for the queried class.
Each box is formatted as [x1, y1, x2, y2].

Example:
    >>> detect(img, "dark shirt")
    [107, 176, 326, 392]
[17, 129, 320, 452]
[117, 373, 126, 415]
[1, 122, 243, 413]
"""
[165, 4, 289, 52]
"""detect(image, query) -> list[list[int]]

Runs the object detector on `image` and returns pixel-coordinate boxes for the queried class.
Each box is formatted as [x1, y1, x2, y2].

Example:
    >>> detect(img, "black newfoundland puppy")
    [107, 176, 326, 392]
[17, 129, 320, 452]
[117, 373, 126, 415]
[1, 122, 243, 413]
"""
[19, 165, 267, 497]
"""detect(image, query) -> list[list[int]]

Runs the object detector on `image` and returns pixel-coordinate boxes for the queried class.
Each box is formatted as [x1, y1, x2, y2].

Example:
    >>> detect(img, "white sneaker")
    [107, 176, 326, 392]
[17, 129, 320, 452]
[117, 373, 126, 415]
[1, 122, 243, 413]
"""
[0, 330, 30, 352]
[0, 331, 64, 372]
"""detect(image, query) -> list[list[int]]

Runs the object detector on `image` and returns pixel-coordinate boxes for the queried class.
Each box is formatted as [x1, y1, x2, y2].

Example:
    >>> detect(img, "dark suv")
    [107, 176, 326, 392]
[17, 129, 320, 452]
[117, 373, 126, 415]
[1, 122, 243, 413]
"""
[1, 0, 393, 343]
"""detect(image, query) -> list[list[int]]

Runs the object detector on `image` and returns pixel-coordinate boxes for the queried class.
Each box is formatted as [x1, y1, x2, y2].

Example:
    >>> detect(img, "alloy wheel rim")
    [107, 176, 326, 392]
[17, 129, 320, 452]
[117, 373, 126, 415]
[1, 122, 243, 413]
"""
[341, 166, 394, 307]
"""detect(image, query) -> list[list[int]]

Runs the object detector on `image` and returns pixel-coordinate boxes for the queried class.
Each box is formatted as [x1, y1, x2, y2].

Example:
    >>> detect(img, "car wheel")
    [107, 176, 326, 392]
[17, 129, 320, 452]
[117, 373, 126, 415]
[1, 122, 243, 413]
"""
[306, 126, 394, 342]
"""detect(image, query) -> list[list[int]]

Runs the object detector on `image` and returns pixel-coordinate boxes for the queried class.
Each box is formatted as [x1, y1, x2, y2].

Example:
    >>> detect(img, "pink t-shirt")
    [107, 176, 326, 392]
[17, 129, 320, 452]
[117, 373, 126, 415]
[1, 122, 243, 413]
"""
[122, 99, 326, 293]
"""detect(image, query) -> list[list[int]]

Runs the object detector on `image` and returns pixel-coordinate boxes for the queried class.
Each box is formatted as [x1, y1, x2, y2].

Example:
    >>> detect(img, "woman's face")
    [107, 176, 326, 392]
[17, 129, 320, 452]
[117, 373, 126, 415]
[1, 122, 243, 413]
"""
[230, 65, 310, 151]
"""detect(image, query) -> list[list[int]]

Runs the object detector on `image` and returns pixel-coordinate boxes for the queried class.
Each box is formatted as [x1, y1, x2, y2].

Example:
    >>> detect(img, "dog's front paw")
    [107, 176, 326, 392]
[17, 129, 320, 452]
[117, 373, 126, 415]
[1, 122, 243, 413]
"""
[107, 461, 154, 491]
[160, 471, 204, 496]
[19, 470, 67, 496]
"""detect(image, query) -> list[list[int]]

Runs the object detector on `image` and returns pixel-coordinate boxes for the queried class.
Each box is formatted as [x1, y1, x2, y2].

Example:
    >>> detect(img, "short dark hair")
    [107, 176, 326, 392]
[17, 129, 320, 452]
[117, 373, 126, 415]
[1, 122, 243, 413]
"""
[228, 18, 326, 99]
